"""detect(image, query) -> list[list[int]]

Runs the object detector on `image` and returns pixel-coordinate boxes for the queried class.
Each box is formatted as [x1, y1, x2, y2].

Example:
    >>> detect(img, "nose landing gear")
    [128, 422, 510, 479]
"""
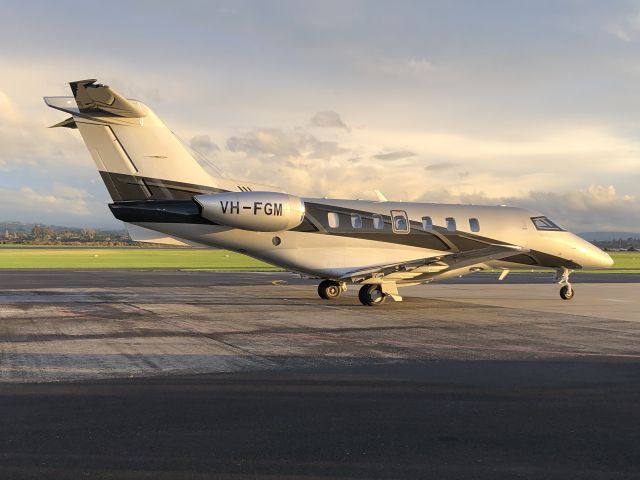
[555, 267, 575, 300]
[317, 280, 346, 300]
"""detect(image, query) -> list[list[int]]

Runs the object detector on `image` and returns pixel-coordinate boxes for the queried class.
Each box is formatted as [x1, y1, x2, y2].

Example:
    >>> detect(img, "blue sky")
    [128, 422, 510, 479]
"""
[0, 0, 639, 230]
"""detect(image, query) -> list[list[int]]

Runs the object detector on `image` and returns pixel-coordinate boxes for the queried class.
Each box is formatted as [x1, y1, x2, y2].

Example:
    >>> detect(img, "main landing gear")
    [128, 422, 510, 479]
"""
[317, 280, 396, 306]
[556, 267, 575, 300]
[317, 279, 346, 300]
[358, 284, 386, 306]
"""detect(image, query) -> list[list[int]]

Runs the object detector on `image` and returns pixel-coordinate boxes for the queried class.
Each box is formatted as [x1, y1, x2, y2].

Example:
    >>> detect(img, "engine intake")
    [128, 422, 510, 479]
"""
[194, 192, 305, 232]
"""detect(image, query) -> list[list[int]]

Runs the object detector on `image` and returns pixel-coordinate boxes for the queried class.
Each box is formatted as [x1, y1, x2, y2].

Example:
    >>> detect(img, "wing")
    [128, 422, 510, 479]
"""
[340, 244, 529, 283]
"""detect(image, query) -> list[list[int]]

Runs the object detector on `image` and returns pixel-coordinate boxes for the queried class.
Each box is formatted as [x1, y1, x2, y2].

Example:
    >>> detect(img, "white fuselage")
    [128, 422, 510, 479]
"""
[127, 198, 612, 280]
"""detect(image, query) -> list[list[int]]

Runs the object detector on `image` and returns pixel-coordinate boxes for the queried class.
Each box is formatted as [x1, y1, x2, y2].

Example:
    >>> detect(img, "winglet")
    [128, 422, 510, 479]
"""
[374, 190, 388, 202]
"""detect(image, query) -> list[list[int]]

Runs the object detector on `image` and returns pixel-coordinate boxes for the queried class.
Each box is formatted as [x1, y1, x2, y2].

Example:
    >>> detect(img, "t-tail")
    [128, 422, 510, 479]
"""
[44, 79, 277, 201]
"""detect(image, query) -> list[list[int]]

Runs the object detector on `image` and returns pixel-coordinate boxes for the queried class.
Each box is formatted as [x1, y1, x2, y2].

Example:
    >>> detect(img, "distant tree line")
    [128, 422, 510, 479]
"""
[594, 237, 640, 251]
[1, 224, 134, 246]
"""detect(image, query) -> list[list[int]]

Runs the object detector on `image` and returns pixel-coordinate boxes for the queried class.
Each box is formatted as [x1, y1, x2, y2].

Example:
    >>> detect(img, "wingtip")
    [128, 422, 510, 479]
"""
[374, 190, 388, 202]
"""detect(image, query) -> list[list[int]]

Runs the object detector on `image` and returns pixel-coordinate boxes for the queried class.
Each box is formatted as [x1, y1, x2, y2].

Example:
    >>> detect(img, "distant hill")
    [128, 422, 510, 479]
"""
[579, 232, 640, 242]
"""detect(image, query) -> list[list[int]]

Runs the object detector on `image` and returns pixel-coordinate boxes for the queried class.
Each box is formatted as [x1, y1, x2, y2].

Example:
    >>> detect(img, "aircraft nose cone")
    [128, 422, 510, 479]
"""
[599, 250, 614, 268]
[588, 245, 614, 269]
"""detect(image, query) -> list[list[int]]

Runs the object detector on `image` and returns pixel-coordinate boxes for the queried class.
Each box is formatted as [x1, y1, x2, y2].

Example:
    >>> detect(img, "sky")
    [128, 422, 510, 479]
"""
[1, 0, 639, 231]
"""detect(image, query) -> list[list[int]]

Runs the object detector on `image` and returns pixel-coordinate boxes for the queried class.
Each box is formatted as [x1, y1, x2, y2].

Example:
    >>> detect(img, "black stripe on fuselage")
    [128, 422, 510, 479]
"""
[301, 202, 503, 252]
[99, 171, 228, 201]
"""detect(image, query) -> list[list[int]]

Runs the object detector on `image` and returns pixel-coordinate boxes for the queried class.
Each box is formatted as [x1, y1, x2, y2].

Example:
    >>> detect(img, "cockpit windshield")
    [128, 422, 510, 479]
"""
[531, 216, 564, 231]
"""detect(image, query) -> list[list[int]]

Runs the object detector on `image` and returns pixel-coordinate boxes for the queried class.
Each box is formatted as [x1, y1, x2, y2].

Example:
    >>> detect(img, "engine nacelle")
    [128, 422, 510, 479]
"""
[194, 192, 305, 232]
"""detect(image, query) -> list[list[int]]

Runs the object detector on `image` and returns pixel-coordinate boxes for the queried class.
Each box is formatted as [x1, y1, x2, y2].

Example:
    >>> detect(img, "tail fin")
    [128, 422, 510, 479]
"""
[45, 79, 226, 201]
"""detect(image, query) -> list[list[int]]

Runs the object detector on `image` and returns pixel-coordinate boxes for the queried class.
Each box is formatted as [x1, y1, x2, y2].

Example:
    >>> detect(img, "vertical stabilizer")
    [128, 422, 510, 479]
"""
[45, 80, 223, 200]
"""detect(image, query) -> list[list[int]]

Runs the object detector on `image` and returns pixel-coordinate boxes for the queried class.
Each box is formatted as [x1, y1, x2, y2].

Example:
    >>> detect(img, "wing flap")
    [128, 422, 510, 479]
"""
[340, 244, 529, 283]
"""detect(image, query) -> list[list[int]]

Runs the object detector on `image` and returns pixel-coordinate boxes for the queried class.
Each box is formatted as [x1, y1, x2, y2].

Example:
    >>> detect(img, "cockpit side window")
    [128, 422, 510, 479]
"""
[531, 216, 564, 231]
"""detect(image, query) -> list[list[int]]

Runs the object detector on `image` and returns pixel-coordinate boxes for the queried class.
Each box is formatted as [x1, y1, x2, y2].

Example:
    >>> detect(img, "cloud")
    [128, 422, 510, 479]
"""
[604, 11, 640, 43]
[226, 127, 352, 161]
[307, 140, 349, 159]
[412, 184, 640, 233]
[0, 89, 89, 176]
[309, 110, 350, 131]
[373, 150, 416, 161]
[213, 113, 640, 232]
[227, 128, 306, 157]
[407, 58, 438, 73]
[189, 134, 220, 154]
[0, 182, 115, 227]
[0, 90, 22, 125]
[424, 161, 459, 172]
[515, 185, 640, 232]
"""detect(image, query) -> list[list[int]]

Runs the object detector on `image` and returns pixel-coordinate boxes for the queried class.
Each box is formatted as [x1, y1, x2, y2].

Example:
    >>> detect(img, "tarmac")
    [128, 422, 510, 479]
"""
[0, 269, 639, 479]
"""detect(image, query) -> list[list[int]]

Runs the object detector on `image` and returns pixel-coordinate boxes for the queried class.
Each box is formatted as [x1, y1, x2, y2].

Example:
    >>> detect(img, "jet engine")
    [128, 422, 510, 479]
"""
[194, 192, 305, 232]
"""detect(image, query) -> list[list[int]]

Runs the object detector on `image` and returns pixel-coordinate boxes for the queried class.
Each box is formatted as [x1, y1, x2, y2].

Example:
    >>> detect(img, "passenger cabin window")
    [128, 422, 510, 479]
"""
[351, 213, 362, 229]
[391, 210, 410, 234]
[446, 217, 456, 232]
[531, 216, 564, 231]
[469, 218, 480, 232]
[327, 212, 339, 229]
[422, 216, 433, 231]
[372, 214, 384, 230]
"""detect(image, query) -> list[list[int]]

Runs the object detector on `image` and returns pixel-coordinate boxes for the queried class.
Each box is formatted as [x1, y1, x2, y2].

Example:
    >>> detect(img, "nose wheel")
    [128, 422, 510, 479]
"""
[556, 267, 575, 300]
[560, 284, 574, 300]
[318, 280, 344, 300]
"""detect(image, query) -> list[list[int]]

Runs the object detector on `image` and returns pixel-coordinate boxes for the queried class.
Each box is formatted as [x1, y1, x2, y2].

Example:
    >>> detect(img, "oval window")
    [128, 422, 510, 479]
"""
[422, 216, 433, 231]
[446, 217, 456, 232]
[372, 214, 384, 230]
[351, 213, 362, 229]
[328, 212, 339, 229]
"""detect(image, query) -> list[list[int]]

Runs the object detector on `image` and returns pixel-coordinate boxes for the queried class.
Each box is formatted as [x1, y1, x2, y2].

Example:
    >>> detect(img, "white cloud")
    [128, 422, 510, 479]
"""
[513, 185, 640, 232]
[407, 58, 438, 73]
[227, 128, 304, 157]
[0, 182, 110, 224]
[604, 11, 640, 42]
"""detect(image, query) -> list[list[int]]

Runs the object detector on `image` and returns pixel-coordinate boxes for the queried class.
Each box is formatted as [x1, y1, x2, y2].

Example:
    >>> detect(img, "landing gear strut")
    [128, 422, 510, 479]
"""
[358, 284, 386, 306]
[318, 280, 344, 300]
[556, 267, 575, 300]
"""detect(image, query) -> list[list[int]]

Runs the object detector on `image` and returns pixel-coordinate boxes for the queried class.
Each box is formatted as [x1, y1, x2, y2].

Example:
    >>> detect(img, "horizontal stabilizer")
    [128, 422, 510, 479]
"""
[44, 80, 146, 120]
[125, 223, 209, 247]
[49, 116, 77, 129]
[70, 79, 147, 118]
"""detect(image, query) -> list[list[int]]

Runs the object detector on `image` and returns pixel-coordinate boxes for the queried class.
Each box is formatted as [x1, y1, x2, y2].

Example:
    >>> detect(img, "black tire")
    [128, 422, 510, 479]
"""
[560, 285, 575, 300]
[318, 280, 342, 300]
[358, 284, 386, 306]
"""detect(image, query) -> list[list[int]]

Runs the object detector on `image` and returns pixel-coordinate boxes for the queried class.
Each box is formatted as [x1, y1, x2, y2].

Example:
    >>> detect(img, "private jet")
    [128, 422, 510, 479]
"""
[45, 80, 613, 305]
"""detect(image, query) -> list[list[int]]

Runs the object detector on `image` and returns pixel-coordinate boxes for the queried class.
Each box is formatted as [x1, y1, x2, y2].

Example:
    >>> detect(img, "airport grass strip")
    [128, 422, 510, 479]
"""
[0, 248, 280, 270]
[0, 248, 637, 271]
